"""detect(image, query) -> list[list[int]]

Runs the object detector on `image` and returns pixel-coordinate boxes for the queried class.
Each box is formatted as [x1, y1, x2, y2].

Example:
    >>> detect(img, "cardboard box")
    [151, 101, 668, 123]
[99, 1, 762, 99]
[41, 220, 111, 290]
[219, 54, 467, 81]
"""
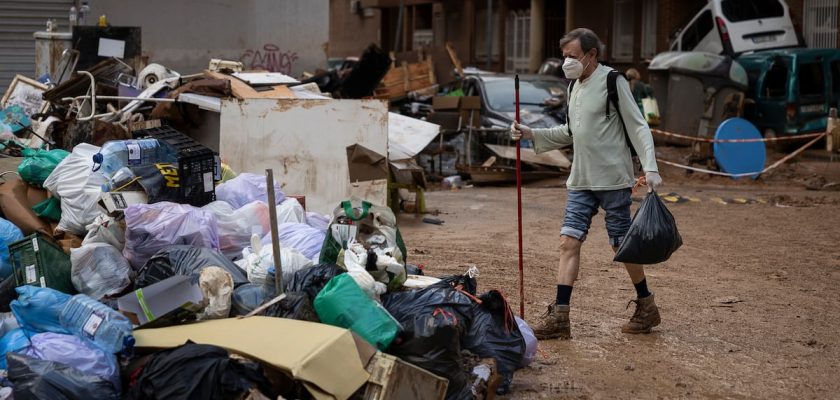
[362, 352, 448, 400]
[117, 275, 204, 328]
[432, 96, 461, 110]
[100, 191, 148, 215]
[460, 96, 482, 128]
[133, 316, 371, 400]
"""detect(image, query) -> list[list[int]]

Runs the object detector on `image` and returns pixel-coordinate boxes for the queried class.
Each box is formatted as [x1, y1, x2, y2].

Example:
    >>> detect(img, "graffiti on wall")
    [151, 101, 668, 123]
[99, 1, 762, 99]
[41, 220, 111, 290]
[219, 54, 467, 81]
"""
[240, 44, 299, 75]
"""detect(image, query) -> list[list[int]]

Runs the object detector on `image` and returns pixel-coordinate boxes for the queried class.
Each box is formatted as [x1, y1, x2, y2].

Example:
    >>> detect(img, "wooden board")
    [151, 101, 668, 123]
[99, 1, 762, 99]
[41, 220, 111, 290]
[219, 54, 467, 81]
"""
[485, 144, 571, 169]
[204, 70, 295, 99]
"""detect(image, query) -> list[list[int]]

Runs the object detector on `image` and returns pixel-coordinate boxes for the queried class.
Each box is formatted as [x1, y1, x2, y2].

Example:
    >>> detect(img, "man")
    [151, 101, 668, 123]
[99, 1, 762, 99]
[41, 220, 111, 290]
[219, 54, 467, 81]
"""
[510, 28, 663, 339]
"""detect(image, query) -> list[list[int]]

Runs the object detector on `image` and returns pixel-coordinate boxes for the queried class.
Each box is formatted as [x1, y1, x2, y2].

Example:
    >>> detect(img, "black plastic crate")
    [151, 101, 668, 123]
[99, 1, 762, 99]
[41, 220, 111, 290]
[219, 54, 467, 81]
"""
[133, 126, 217, 207]
[10, 234, 75, 294]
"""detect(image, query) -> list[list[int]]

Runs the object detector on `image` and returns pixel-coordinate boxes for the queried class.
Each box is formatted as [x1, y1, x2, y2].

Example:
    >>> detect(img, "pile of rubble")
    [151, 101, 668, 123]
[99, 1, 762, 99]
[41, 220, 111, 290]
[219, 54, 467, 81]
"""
[0, 47, 536, 399]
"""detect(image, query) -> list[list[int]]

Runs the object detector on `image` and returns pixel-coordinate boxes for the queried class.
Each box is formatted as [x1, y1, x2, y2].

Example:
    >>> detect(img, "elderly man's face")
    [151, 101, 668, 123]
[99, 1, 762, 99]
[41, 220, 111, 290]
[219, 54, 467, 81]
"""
[562, 39, 595, 62]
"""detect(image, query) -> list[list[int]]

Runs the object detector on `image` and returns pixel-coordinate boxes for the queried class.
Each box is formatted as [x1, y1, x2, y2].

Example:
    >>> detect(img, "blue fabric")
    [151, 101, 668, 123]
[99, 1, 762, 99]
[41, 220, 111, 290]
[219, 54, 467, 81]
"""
[0, 218, 24, 279]
[561, 189, 632, 247]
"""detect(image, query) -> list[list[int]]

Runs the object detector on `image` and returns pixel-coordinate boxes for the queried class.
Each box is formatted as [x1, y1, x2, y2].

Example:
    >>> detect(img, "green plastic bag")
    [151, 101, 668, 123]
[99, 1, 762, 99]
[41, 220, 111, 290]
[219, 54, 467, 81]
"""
[313, 274, 400, 350]
[32, 197, 61, 222]
[17, 148, 70, 187]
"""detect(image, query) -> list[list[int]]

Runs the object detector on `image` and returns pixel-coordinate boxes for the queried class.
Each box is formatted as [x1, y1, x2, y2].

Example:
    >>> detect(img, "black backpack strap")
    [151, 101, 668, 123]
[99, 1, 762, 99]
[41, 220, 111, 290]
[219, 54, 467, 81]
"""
[566, 80, 576, 137]
[606, 70, 637, 157]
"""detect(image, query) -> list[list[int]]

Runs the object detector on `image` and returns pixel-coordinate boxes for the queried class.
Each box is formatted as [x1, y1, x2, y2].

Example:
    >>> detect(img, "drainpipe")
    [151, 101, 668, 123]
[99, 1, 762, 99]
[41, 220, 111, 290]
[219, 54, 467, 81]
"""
[486, 0, 493, 70]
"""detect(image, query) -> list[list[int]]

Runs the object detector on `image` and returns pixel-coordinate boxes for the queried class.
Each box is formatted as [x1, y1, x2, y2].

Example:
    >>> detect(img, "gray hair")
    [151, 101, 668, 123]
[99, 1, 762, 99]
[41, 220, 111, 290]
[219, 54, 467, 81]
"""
[559, 28, 604, 57]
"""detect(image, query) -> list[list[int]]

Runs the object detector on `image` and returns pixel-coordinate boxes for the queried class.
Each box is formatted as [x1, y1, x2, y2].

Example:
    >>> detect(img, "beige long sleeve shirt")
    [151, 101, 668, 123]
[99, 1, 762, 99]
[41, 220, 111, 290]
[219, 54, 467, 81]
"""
[532, 64, 658, 191]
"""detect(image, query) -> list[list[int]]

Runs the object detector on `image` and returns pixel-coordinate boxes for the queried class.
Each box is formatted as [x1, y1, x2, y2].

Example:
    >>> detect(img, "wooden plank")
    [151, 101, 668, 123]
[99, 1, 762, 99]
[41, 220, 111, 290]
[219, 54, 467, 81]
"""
[445, 42, 464, 77]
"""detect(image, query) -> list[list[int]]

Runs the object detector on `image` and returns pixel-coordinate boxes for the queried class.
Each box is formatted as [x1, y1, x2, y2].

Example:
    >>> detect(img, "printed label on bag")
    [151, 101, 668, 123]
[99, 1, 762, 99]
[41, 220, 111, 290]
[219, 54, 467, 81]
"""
[31, 238, 38, 252]
[112, 193, 127, 209]
[203, 172, 213, 193]
[83, 313, 104, 337]
[25, 265, 36, 283]
[39, 276, 46, 288]
[127, 143, 141, 165]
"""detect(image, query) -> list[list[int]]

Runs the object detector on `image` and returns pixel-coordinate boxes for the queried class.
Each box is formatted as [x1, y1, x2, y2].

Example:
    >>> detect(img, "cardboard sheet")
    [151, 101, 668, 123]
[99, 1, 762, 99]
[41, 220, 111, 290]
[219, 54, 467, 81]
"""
[346, 144, 388, 182]
[388, 112, 440, 161]
[133, 316, 370, 400]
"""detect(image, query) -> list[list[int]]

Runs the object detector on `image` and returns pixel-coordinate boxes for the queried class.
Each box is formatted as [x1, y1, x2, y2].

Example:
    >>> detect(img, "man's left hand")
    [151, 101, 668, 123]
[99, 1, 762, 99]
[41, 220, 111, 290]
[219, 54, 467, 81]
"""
[645, 171, 663, 192]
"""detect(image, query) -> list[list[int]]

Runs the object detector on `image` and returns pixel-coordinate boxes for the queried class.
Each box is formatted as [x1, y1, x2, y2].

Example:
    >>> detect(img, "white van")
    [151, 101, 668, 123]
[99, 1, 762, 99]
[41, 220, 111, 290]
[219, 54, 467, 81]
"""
[670, 0, 800, 56]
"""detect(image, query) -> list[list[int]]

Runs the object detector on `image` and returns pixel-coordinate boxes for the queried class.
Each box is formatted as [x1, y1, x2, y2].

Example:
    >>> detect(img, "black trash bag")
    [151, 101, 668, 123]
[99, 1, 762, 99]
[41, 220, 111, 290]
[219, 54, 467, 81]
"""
[231, 284, 319, 323]
[284, 264, 343, 301]
[127, 342, 276, 400]
[135, 245, 248, 289]
[463, 290, 525, 394]
[439, 271, 478, 295]
[7, 353, 119, 400]
[0, 276, 18, 312]
[129, 163, 182, 204]
[405, 264, 424, 276]
[382, 284, 474, 400]
[264, 292, 319, 322]
[614, 191, 683, 265]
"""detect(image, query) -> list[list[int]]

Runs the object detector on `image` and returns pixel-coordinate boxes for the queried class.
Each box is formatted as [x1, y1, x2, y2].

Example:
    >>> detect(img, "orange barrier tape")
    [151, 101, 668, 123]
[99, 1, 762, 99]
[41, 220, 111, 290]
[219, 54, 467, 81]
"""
[651, 129, 825, 143]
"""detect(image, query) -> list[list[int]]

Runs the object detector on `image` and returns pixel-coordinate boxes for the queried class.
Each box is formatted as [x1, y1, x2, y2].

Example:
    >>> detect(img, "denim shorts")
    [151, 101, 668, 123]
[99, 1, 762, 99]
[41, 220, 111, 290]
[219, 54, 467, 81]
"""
[561, 189, 632, 247]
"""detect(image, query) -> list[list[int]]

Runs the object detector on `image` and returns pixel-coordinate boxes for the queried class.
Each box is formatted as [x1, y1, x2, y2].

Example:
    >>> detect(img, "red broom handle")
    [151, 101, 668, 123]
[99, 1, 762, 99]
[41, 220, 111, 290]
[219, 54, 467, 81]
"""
[515, 75, 524, 319]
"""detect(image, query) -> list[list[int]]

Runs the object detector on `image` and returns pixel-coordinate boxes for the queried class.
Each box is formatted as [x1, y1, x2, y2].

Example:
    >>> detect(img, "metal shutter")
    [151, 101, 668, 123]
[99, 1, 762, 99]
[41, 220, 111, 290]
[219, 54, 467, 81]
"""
[0, 0, 74, 93]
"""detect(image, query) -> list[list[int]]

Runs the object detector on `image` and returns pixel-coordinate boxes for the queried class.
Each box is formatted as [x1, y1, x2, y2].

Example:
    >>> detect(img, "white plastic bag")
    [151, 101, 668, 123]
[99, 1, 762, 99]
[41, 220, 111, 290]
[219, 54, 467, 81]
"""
[305, 212, 330, 231]
[277, 198, 306, 224]
[202, 200, 271, 259]
[343, 242, 387, 300]
[237, 237, 313, 286]
[215, 173, 285, 209]
[43, 143, 105, 235]
[196, 266, 233, 320]
[70, 243, 133, 300]
[82, 214, 126, 250]
[261, 222, 325, 261]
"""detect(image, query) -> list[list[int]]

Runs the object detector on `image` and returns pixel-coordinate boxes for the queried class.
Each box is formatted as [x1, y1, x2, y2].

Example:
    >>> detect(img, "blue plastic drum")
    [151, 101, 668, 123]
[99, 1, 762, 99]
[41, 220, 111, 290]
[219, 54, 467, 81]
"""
[713, 118, 766, 180]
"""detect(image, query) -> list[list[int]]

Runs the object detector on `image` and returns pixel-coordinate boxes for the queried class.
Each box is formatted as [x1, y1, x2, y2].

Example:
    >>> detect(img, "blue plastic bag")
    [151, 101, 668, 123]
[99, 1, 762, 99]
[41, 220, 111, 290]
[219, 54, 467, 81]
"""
[11, 286, 71, 335]
[22, 332, 121, 392]
[0, 217, 24, 279]
[0, 328, 31, 369]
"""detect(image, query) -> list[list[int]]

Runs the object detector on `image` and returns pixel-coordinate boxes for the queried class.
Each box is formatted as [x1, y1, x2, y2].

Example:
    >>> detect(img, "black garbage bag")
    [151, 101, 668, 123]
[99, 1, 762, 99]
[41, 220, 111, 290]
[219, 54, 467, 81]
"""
[127, 342, 275, 400]
[284, 264, 343, 301]
[382, 283, 474, 400]
[7, 353, 119, 400]
[135, 245, 248, 289]
[463, 290, 525, 394]
[230, 284, 319, 322]
[264, 292, 319, 322]
[614, 191, 683, 264]
[0, 276, 18, 312]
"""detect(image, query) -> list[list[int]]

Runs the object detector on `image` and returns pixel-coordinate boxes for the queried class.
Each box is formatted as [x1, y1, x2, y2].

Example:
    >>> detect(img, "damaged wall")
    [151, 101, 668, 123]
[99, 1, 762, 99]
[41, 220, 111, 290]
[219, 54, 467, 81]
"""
[88, 0, 328, 77]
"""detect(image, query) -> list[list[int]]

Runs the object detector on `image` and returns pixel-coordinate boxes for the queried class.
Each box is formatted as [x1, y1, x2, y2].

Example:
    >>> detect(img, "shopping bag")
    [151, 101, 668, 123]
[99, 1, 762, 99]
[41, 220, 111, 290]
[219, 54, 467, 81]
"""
[614, 191, 682, 264]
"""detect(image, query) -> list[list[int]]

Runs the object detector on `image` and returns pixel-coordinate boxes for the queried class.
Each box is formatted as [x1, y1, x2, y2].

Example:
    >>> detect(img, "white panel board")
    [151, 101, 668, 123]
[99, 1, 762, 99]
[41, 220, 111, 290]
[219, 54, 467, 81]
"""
[388, 112, 440, 161]
[220, 99, 389, 215]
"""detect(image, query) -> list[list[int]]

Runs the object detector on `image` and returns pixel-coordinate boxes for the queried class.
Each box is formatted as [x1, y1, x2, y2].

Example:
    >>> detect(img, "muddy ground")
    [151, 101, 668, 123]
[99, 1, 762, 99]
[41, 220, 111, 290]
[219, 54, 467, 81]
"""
[397, 149, 840, 399]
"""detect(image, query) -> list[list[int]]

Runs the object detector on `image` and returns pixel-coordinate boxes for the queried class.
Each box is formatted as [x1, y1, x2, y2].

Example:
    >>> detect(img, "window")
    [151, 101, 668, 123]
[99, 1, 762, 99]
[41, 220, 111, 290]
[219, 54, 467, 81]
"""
[505, 10, 530, 73]
[799, 62, 825, 97]
[804, 0, 839, 49]
[762, 63, 788, 99]
[681, 10, 714, 51]
[612, 0, 635, 62]
[476, 7, 500, 65]
[484, 79, 556, 112]
[721, 0, 784, 23]
[641, 0, 658, 59]
[832, 61, 840, 94]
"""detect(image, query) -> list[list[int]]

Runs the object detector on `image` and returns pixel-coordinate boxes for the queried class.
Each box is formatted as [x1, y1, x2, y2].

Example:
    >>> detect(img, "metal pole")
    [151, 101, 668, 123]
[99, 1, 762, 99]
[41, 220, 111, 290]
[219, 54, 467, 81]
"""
[514, 74, 524, 318]
[394, 0, 405, 52]
[266, 169, 284, 294]
[486, 0, 493, 70]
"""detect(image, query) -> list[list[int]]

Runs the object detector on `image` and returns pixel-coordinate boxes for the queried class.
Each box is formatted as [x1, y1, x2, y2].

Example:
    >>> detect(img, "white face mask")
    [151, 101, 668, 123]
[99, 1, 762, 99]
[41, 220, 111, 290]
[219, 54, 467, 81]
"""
[563, 53, 592, 80]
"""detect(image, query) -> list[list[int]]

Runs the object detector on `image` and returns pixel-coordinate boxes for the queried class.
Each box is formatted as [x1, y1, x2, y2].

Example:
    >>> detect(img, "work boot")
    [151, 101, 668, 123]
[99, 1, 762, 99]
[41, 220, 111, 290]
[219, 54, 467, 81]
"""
[621, 293, 661, 334]
[533, 304, 571, 340]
